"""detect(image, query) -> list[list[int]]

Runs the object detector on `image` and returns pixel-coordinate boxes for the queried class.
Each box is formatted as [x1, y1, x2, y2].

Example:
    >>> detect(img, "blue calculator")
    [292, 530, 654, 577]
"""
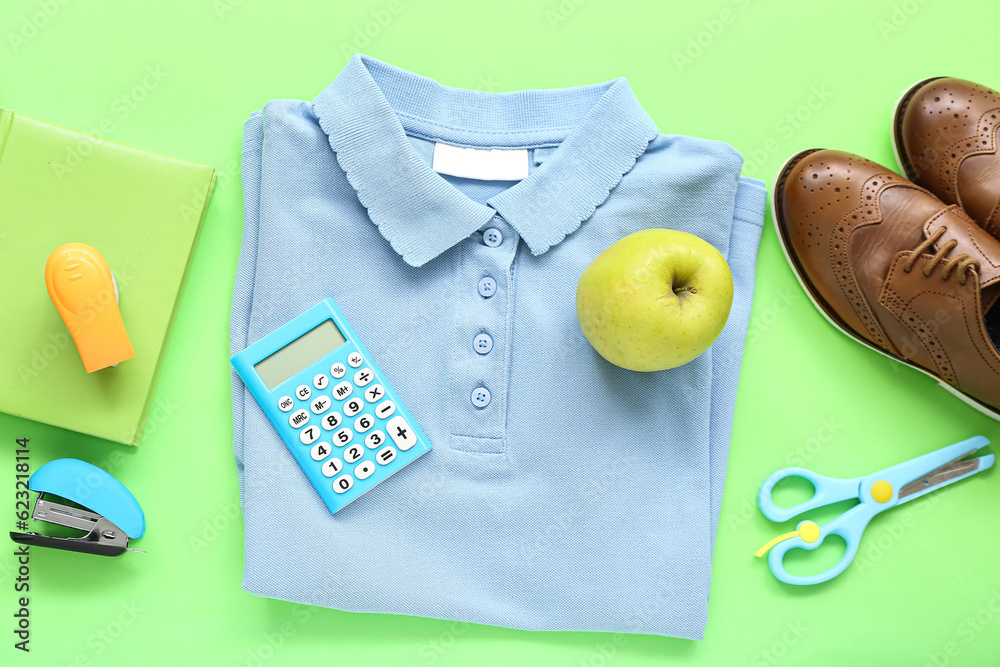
[231, 298, 432, 514]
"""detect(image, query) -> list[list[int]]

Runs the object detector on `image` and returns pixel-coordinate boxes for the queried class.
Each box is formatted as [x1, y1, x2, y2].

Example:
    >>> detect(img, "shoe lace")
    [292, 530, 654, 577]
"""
[903, 226, 981, 286]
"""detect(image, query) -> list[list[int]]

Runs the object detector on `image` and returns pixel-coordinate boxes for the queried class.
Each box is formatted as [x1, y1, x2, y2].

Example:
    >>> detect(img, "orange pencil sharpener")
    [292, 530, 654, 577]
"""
[45, 242, 135, 373]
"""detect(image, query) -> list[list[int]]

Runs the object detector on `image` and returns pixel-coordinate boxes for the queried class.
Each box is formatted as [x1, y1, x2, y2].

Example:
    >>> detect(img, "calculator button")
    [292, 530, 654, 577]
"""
[353, 368, 374, 387]
[333, 428, 353, 446]
[331, 362, 346, 379]
[320, 411, 343, 431]
[344, 444, 365, 464]
[376, 446, 397, 465]
[375, 401, 396, 419]
[288, 409, 310, 429]
[386, 416, 417, 451]
[354, 460, 376, 480]
[310, 396, 332, 415]
[321, 458, 343, 477]
[296, 384, 311, 401]
[364, 384, 385, 403]
[365, 430, 386, 448]
[343, 397, 364, 417]
[277, 396, 294, 412]
[347, 353, 364, 368]
[333, 474, 354, 493]
[310, 443, 333, 462]
[354, 414, 374, 433]
[299, 425, 321, 445]
[332, 381, 353, 401]
[313, 373, 329, 390]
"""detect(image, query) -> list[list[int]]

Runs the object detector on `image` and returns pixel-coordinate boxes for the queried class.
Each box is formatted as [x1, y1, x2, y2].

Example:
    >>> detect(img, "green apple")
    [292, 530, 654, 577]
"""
[575, 229, 734, 371]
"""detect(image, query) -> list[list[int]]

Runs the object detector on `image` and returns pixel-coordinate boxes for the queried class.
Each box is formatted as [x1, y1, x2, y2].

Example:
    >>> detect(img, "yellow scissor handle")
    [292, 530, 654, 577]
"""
[755, 520, 820, 558]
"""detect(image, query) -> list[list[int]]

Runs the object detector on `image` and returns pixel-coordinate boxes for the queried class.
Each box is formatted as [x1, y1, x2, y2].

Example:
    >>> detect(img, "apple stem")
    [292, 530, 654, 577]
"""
[674, 286, 698, 295]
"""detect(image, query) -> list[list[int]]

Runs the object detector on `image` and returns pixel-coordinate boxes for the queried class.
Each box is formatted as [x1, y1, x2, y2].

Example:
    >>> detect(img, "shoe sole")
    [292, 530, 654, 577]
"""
[770, 149, 1000, 422]
[890, 77, 946, 183]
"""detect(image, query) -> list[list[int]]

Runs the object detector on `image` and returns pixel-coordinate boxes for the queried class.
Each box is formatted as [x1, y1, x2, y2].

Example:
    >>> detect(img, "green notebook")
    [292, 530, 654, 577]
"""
[0, 109, 216, 446]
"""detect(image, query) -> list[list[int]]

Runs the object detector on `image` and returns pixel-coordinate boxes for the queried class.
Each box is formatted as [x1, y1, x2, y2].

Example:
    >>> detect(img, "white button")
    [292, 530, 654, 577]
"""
[365, 430, 386, 449]
[310, 396, 332, 415]
[354, 368, 374, 387]
[288, 409, 310, 429]
[375, 400, 396, 419]
[483, 228, 503, 247]
[277, 396, 294, 412]
[474, 333, 493, 355]
[386, 416, 417, 451]
[333, 474, 354, 493]
[471, 386, 491, 408]
[332, 381, 353, 401]
[343, 397, 364, 417]
[320, 411, 343, 431]
[313, 373, 329, 390]
[295, 384, 311, 401]
[331, 362, 346, 379]
[344, 444, 365, 464]
[321, 458, 343, 477]
[478, 277, 496, 298]
[310, 442, 332, 462]
[354, 414, 374, 433]
[332, 428, 353, 446]
[299, 425, 321, 445]
[364, 384, 386, 403]
[347, 352, 364, 368]
[355, 460, 375, 480]
[376, 446, 397, 465]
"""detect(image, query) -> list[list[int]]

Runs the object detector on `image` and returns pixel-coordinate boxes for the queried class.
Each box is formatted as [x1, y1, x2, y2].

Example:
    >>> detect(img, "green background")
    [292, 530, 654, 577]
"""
[2, 0, 999, 665]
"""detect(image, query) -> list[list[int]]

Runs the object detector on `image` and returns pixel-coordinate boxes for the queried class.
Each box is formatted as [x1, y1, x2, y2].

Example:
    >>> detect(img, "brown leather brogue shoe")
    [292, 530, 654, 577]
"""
[774, 149, 1000, 419]
[893, 77, 1000, 239]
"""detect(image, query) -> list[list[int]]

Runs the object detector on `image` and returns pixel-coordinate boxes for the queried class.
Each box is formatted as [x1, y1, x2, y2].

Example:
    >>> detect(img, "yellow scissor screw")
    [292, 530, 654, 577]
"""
[871, 480, 893, 503]
[755, 520, 820, 558]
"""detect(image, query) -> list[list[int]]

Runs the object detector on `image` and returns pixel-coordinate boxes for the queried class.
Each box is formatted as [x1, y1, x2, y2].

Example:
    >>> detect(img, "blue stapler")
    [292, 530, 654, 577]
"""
[9, 459, 145, 557]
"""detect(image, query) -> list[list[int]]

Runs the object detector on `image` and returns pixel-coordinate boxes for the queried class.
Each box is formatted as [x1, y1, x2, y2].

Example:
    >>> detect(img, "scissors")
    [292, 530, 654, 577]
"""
[755, 436, 993, 585]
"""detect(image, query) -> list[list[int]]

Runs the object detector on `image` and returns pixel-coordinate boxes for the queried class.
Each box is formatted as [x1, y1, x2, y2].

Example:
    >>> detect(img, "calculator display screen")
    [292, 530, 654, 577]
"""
[254, 320, 347, 390]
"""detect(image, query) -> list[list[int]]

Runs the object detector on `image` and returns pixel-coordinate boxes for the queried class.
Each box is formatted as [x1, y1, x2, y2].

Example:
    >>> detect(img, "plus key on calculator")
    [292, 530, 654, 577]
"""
[231, 298, 433, 514]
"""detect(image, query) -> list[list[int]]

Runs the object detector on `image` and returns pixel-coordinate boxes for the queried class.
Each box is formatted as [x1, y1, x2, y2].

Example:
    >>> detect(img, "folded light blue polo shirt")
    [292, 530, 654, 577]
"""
[232, 54, 765, 640]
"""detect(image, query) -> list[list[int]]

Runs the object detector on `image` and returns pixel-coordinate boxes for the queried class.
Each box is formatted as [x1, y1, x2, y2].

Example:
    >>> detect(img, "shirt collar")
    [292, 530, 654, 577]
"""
[313, 54, 659, 267]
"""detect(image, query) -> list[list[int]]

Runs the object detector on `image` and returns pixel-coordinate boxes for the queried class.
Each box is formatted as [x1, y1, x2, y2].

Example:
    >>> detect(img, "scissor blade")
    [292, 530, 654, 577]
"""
[897, 453, 994, 504]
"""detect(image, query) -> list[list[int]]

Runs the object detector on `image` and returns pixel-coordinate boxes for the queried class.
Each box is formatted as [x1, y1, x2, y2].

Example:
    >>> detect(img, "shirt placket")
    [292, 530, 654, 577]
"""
[448, 213, 516, 454]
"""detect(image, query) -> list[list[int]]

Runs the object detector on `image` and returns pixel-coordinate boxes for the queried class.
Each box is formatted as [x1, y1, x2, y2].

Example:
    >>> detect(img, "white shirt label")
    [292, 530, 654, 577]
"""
[432, 143, 529, 181]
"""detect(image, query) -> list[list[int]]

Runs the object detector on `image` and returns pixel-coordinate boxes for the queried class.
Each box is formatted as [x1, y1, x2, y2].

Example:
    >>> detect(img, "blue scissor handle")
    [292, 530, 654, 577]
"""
[767, 501, 880, 585]
[757, 467, 860, 523]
